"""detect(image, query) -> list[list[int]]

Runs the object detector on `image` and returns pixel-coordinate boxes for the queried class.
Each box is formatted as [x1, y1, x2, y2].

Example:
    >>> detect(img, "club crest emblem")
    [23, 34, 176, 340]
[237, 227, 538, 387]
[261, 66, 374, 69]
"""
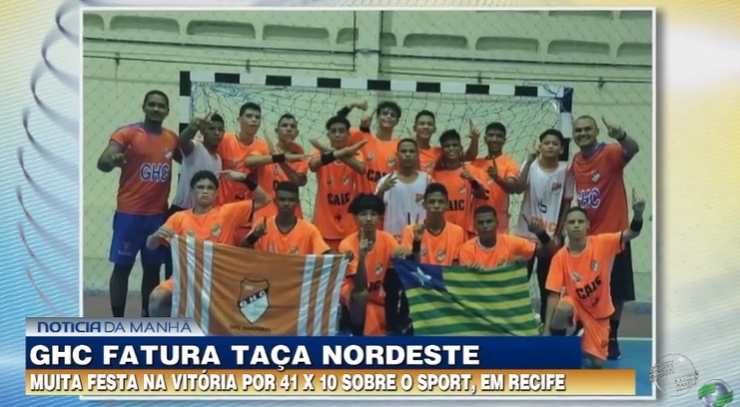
[237, 278, 270, 324]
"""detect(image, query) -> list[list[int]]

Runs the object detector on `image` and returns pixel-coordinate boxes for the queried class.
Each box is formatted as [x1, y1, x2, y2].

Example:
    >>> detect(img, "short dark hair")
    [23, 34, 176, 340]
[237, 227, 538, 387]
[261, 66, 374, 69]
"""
[275, 181, 299, 194]
[566, 206, 588, 218]
[209, 113, 225, 124]
[143, 90, 169, 108]
[375, 101, 402, 119]
[485, 122, 506, 136]
[348, 193, 386, 216]
[239, 102, 261, 117]
[439, 129, 461, 145]
[539, 128, 564, 144]
[397, 138, 418, 150]
[325, 115, 351, 131]
[474, 205, 497, 218]
[415, 110, 435, 124]
[278, 113, 296, 123]
[190, 170, 219, 189]
[423, 183, 448, 200]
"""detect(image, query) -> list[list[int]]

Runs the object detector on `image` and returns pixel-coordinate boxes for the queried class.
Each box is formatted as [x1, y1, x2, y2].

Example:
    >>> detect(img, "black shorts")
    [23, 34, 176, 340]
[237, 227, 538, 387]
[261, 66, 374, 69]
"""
[610, 241, 636, 302]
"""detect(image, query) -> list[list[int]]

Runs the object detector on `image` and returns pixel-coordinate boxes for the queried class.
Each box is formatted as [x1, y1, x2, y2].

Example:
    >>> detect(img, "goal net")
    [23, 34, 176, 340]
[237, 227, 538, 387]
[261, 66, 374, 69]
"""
[180, 72, 574, 314]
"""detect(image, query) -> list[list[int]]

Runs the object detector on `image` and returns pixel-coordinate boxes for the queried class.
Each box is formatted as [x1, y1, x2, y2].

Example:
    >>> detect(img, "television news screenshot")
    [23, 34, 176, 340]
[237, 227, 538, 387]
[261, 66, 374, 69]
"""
[23, 4, 716, 407]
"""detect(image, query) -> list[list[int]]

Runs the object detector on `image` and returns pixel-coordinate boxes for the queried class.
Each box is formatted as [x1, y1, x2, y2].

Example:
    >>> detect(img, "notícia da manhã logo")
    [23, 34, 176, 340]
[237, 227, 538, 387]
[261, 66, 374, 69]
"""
[699, 380, 734, 407]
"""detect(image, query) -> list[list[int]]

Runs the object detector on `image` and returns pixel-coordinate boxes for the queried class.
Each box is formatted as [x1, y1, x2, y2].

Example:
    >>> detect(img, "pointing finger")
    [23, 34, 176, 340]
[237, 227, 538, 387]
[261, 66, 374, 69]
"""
[601, 116, 611, 128]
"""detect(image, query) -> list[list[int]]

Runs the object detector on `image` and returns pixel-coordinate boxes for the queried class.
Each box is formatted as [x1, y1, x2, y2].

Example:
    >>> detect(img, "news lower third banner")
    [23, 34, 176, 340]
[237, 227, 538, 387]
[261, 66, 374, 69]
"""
[25, 318, 637, 396]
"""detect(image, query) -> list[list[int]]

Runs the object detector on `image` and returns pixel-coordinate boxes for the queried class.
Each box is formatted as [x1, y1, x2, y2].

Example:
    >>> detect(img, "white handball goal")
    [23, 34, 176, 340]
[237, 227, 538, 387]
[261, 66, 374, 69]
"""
[179, 71, 575, 315]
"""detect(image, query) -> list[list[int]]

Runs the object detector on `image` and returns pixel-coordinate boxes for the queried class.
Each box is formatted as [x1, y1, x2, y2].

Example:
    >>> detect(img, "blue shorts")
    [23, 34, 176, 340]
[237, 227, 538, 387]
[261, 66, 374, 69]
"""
[109, 211, 166, 266]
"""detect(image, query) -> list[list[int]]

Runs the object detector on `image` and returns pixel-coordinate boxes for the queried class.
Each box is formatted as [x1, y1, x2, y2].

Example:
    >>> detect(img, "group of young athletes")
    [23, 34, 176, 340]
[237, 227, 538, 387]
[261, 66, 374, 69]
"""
[94, 89, 646, 368]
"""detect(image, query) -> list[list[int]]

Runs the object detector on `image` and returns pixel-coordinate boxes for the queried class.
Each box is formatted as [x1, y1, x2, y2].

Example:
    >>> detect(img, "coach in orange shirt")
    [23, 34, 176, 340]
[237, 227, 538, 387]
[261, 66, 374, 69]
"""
[544, 195, 646, 368]
[569, 115, 641, 360]
[144, 170, 270, 317]
[241, 182, 331, 255]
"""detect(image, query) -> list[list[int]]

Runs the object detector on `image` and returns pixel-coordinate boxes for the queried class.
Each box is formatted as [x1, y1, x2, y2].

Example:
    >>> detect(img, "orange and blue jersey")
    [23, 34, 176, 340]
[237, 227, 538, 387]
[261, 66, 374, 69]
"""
[109, 122, 178, 215]
[107, 122, 177, 266]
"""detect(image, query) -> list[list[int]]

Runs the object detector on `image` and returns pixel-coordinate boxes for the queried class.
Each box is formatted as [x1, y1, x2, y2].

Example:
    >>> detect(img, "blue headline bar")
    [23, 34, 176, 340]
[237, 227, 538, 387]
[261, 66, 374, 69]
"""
[26, 336, 582, 370]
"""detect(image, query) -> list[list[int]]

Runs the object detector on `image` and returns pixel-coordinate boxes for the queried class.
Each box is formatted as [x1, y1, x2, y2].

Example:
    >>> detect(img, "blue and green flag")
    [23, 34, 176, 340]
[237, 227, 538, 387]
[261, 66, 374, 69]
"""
[392, 260, 539, 336]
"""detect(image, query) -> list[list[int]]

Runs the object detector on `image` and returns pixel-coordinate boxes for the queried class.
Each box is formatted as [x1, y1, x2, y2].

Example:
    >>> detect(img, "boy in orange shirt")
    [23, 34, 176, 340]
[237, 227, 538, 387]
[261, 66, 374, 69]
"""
[458, 205, 556, 270]
[243, 113, 310, 219]
[144, 170, 271, 317]
[544, 194, 645, 368]
[471, 122, 520, 234]
[410, 111, 480, 174]
[339, 194, 409, 336]
[431, 130, 488, 237]
[402, 183, 466, 266]
[308, 116, 367, 251]
[241, 181, 331, 255]
[96, 90, 178, 317]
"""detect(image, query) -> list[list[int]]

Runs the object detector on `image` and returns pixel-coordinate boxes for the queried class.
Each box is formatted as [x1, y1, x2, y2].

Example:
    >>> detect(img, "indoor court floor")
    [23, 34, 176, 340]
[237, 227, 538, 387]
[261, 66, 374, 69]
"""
[607, 338, 653, 396]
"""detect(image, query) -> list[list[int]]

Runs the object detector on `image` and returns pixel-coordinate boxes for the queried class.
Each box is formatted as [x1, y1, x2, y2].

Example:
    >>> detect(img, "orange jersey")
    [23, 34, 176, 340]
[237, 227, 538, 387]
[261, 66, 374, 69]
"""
[545, 233, 624, 319]
[458, 234, 536, 268]
[471, 155, 520, 233]
[110, 123, 178, 215]
[570, 143, 630, 234]
[431, 165, 488, 233]
[401, 222, 466, 265]
[418, 147, 442, 174]
[349, 129, 400, 194]
[216, 133, 269, 205]
[163, 200, 255, 246]
[311, 150, 365, 240]
[253, 158, 310, 219]
[339, 230, 398, 306]
[253, 216, 331, 255]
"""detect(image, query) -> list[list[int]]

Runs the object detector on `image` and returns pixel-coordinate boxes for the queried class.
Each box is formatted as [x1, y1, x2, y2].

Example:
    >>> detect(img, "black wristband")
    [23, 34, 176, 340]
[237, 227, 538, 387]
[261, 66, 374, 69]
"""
[535, 231, 551, 245]
[242, 176, 258, 191]
[272, 153, 286, 163]
[359, 125, 371, 133]
[469, 179, 482, 189]
[629, 219, 643, 232]
[243, 233, 260, 246]
[412, 240, 422, 253]
[616, 132, 627, 142]
[320, 152, 336, 166]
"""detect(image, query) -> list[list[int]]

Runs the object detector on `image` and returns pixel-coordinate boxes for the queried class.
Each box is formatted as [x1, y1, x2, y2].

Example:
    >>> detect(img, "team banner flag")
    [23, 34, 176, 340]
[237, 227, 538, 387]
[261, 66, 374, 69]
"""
[393, 260, 539, 336]
[170, 236, 349, 336]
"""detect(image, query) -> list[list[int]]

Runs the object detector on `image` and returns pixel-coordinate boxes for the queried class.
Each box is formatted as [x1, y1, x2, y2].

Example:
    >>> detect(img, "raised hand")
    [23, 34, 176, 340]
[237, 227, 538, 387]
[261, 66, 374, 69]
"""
[527, 139, 539, 161]
[601, 117, 626, 139]
[411, 214, 426, 240]
[379, 173, 398, 193]
[469, 119, 480, 140]
[335, 140, 368, 159]
[631, 187, 646, 213]
[487, 159, 498, 181]
[360, 115, 373, 130]
[352, 100, 368, 111]
[359, 235, 372, 255]
[522, 215, 545, 235]
[217, 170, 247, 182]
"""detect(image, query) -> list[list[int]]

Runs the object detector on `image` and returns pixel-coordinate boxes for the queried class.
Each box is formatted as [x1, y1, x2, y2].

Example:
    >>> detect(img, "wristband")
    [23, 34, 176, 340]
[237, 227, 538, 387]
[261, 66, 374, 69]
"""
[243, 233, 260, 246]
[412, 240, 422, 253]
[615, 132, 627, 142]
[469, 179, 482, 189]
[535, 231, 551, 245]
[320, 152, 336, 165]
[629, 219, 643, 232]
[272, 153, 286, 164]
[242, 176, 258, 191]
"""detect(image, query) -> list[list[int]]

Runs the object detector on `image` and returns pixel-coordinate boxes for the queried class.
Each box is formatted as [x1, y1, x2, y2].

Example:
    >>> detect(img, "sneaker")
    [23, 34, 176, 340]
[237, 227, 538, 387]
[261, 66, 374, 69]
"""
[608, 338, 622, 360]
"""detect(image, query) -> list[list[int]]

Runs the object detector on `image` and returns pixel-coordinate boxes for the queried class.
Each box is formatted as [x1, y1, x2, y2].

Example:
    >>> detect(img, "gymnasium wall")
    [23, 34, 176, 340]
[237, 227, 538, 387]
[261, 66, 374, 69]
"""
[81, 10, 654, 301]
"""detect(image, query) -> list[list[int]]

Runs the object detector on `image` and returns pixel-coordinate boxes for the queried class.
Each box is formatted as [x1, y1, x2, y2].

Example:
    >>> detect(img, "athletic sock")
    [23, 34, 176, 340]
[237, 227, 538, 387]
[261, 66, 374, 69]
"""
[112, 305, 125, 317]
[550, 329, 566, 336]
[609, 319, 620, 340]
